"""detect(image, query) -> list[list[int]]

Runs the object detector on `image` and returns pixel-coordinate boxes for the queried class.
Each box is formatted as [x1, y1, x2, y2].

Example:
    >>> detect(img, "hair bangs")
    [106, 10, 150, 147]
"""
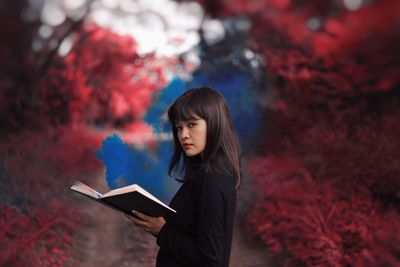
[169, 95, 204, 124]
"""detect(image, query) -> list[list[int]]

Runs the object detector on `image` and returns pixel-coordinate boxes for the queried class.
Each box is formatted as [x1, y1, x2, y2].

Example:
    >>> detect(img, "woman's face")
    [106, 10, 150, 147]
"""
[175, 114, 207, 157]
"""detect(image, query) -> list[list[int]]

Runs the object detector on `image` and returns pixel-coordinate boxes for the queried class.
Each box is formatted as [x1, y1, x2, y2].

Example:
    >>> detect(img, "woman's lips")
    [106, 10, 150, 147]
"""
[183, 144, 193, 149]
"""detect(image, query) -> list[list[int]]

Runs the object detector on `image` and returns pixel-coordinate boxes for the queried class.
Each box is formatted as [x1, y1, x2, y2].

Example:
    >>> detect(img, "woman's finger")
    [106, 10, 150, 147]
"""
[124, 213, 137, 222]
[132, 210, 152, 221]
[125, 214, 147, 226]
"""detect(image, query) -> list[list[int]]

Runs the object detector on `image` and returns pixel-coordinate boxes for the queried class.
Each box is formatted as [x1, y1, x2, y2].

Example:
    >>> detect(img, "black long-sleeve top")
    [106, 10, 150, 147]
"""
[156, 160, 237, 267]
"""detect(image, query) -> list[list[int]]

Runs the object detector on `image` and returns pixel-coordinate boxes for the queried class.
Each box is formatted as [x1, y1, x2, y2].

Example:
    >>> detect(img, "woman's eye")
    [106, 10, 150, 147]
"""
[188, 123, 196, 127]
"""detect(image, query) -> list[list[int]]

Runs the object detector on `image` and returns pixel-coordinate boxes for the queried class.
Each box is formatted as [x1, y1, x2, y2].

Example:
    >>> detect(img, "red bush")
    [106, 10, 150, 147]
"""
[0, 202, 82, 267]
[247, 157, 400, 267]
[0, 126, 102, 266]
[40, 25, 169, 128]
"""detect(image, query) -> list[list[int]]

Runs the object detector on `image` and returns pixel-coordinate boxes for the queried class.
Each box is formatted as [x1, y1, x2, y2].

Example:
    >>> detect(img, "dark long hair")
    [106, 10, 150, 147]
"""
[167, 87, 241, 189]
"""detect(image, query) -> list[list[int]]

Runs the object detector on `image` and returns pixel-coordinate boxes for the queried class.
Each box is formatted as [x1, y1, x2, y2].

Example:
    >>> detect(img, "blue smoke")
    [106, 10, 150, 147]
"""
[187, 70, 262, 145]
[96, 134, 180, 204]
[144, 77, 186, 134]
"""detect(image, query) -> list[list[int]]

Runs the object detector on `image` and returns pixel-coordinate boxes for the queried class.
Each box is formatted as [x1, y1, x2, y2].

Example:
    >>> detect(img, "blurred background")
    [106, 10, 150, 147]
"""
[0, 0, 399, 266]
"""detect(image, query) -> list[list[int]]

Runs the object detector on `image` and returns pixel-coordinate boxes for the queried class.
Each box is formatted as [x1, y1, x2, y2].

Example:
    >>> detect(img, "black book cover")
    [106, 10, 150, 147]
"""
[100, 191, 175, 217]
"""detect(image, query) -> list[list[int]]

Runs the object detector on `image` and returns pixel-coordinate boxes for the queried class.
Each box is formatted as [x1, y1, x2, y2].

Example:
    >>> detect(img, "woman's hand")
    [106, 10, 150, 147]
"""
[125, 210, 166, 236]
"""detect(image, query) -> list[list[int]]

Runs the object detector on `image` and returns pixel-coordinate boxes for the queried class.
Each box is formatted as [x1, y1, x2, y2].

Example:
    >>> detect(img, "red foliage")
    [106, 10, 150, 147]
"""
[0, 202, 82, 267]
[41, 126, 104, 177]
[1, 1, 399, 266]
[40, 25, 170, 129]
[0, 126, 102, 191]
[1, 12, 174, 266]
[247, 0, 400, 200]
[247, 157, 400, 267]
[200, 0, 400, 266]
[353, 214, 400, 267]
[0, 126, 102, 266]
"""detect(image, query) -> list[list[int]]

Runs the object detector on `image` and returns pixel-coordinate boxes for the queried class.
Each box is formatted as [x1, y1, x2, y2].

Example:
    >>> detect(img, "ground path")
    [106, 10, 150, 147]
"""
[68, 164, 277, 267]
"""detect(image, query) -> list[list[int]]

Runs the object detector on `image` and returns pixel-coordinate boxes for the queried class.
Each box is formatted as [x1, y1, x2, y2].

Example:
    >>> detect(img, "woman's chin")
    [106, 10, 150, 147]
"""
[184, 151, 199, 157]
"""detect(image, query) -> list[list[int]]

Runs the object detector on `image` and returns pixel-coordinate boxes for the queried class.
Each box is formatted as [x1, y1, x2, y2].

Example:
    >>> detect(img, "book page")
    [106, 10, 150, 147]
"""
[101, 184, 140, 198]
[70, 180, 102, 199]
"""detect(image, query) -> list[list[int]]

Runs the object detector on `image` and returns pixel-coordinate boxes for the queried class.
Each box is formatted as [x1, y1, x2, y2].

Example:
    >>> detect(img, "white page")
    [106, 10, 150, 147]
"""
[70, 180, 102, 199]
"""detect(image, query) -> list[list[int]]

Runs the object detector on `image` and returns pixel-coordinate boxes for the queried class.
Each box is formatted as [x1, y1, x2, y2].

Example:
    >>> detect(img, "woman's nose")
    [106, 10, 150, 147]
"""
[179, 127, 189, 140]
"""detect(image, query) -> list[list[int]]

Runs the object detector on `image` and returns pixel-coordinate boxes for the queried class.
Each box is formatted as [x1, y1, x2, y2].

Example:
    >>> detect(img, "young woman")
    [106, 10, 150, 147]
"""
[126, 87, 241, 267]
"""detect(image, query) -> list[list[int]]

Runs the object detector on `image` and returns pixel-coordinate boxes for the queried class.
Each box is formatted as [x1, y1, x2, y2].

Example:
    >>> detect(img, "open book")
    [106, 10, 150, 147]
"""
[70, 180, 176, 218]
